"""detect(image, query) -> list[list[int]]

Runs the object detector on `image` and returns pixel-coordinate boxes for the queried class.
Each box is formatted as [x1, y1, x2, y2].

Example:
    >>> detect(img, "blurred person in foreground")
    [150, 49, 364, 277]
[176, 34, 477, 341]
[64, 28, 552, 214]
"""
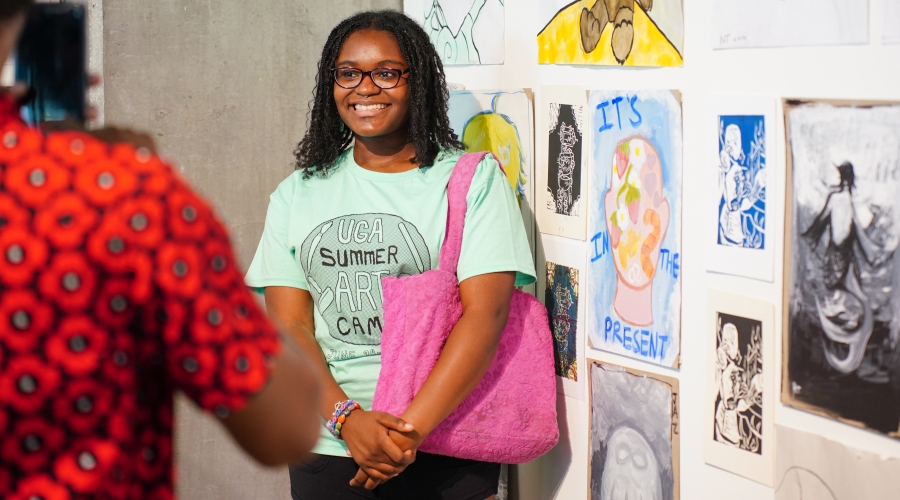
[0, 1, 322, 498]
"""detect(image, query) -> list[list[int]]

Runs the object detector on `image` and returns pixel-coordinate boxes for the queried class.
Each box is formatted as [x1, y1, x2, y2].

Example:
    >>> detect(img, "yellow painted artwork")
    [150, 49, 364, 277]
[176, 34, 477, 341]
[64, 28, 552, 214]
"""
[538, 0, 683, 67]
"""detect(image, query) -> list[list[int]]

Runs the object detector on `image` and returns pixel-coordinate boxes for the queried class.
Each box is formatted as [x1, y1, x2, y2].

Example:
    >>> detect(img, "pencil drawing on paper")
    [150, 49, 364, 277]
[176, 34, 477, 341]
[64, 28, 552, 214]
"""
[773, 424, 900, 500]
[717, 116, 766, 249]
[538, 0, 684, 66]
[547, 103, 583, 217]
[424, 0, 504, 65]
[546, 262, 579, 380]
[786, 100, 900, 435]
[590, 361, 679, 500]
[713, 313, 763, 454]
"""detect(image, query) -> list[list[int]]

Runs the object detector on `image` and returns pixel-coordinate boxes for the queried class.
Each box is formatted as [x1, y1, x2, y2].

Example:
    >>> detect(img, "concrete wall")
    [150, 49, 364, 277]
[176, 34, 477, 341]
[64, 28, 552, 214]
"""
[103, 1, 400, 498]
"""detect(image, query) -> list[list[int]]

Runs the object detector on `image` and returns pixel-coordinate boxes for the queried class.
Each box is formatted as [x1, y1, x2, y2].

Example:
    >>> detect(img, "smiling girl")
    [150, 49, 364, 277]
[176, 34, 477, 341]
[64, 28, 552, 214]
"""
[245, 10, 535, 500]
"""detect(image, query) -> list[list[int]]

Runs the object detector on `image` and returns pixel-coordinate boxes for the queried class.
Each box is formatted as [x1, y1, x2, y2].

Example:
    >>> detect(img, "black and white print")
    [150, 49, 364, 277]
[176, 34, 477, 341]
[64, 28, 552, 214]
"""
[713, 313, 763, 454]
[785, 100, 900, 436]
[546, 103, 583, 217]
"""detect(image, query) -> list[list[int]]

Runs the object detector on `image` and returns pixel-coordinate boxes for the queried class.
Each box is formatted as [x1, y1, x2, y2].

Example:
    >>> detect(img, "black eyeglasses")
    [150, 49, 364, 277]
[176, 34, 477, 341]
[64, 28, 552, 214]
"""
[331, 67, 410, 89]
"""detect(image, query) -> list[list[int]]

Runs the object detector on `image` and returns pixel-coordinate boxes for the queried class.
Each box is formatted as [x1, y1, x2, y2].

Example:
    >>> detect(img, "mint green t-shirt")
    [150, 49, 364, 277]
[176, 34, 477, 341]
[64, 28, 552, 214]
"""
[245, 148, 536, 456]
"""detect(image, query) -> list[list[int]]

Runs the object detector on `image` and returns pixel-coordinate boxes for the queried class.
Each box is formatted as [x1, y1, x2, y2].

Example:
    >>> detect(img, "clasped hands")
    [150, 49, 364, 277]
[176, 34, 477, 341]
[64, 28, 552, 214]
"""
[340, 409, 422, 490]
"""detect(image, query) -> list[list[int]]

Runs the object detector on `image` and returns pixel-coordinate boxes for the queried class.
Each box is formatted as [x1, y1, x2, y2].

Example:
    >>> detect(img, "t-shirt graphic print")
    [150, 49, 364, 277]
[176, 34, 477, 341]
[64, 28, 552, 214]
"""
[299, 213, 431, 346]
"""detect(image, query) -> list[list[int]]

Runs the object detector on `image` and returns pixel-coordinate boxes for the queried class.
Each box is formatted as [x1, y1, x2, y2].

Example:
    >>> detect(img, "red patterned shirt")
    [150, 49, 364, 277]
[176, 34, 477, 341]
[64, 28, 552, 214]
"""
[0, 98, 280, 499]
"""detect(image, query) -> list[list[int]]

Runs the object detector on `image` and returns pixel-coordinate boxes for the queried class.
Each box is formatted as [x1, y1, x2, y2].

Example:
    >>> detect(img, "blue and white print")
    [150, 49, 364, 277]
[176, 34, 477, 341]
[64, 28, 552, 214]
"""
[717, 115, 766, 250]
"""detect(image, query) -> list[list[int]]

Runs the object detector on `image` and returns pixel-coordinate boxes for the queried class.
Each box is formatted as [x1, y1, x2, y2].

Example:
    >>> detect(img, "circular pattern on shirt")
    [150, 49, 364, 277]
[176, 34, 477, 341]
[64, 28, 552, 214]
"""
[0, 356, 61, 413]
[0, 290, 53, 352]
[0, 122, 280, 497]
[28, 168, 46, 187]
[94, 279, 135, 329]
[38, 252, 97, 312]
[167, 190, 209, 240]
[154, 242, 203, 297]
[75, 161, 138, 206]
[0, 228, 49, 287]
[53, 380, 113, 434]
[34, 192, 99, 249]
[4, 154, 71, 207]
[0, 123, 40, 164]
[222, 342, 267, 393]
[1, 421, 65, 472]
[3, 130, 17, 148]
[45, 316, 108, 377]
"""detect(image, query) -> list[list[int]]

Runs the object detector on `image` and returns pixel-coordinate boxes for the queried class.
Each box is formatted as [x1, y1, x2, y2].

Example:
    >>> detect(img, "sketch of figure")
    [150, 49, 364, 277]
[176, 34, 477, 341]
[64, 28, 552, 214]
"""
[546, 262, 578, 380]
[717, 117, 766, 249]
[803, 162, 894, 374]
[590, 362, 678, 500]
[462, 94, 528, 204]
[547, 103, 583, 216]
[713, 316, 763, 454]
[424, 0, 504, 65]
[604, 136, 670, 326]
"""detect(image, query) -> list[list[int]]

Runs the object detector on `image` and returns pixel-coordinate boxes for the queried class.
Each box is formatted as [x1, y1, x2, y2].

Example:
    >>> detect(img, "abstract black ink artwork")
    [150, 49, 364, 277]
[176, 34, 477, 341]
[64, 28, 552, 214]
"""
[785, 99, 900, 436]
[545, 262, 578, 380]
[547, 103, 583, 217]
[713, 313, 763, 454]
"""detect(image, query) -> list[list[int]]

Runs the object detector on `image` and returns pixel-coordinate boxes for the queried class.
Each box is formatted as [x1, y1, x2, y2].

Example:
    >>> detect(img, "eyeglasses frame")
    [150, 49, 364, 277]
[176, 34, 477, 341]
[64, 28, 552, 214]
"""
[331, 67, 411, 89]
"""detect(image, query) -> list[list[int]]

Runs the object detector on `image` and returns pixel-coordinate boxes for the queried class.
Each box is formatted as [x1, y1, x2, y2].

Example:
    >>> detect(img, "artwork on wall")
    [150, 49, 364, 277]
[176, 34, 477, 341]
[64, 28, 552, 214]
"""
[783, 99, 900, 437]
[704, 291, 775, 487]
[886, 0, 900, 45]
[547, 263, 579, 379]
[706, 96, 777, 282]
[586, 89, 683, 368]
[540, 235, 587, 399]
[712, 0, 868, 49]
[420, 0, 505, 65]
[448, 89, 535, 248]
[537, 86, 588, 240]
[589, 361, 680, 500]
[537, 0, 684, 66]
[774, 425, 900, 499]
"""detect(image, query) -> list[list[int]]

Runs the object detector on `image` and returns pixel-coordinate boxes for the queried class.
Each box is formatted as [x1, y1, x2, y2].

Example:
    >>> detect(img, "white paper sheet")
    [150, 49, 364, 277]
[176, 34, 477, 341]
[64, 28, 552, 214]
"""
[536, 86, 589, 240]
[537, 235, 587, 400]
[704, 291, 775, 487]
[706, 96, 777, 282]
[775, 425, 900, 499]
[886, 0, 900, 44]
[416, 0, 505, 65]
[712, 0, 868, 49]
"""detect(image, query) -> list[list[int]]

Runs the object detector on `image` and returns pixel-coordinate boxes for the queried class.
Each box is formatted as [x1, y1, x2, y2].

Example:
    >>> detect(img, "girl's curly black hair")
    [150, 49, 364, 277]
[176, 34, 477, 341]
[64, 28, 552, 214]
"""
[294, 10, 463, 177]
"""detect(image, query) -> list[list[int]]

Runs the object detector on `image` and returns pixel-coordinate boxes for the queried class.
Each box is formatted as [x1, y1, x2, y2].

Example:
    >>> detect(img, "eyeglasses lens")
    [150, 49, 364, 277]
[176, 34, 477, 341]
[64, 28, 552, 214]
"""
[334, 68, 401, 89]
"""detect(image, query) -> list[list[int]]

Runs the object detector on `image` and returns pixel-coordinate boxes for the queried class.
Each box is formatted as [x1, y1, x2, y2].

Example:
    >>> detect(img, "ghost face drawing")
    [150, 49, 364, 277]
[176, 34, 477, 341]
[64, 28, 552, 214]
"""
[600, 427, 663, 500]
[604, 136, 670, 326]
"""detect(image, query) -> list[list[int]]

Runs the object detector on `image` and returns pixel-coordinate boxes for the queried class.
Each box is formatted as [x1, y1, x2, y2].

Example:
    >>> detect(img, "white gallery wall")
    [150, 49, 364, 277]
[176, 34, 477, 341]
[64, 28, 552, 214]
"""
[409, 0, 900, 499]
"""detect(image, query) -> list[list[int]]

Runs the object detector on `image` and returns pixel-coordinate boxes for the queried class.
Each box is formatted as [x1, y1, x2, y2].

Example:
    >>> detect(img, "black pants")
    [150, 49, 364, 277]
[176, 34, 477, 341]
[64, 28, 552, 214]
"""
[289, 452, 500, 500]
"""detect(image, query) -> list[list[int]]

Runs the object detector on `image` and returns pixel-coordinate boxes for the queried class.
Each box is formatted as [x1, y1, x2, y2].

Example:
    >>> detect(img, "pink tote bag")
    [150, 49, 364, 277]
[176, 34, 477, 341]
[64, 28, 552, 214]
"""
[371, 152, 559, 464]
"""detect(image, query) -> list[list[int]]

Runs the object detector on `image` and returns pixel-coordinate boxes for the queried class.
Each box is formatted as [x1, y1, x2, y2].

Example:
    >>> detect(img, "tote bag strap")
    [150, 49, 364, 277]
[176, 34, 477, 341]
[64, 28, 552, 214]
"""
[439, 152, 495, 275]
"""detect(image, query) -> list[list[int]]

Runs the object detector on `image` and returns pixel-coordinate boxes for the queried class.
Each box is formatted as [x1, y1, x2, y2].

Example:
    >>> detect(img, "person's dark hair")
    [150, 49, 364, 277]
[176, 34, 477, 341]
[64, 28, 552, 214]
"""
[837, 161, 855, 191]
[0, 0, 33, 20]
[294, 10, 463, 177]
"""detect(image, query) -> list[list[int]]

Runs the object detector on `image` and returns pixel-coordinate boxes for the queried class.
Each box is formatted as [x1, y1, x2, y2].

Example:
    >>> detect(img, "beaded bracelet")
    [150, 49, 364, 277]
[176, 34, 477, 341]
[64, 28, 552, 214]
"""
[326, 399, 362, 440]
